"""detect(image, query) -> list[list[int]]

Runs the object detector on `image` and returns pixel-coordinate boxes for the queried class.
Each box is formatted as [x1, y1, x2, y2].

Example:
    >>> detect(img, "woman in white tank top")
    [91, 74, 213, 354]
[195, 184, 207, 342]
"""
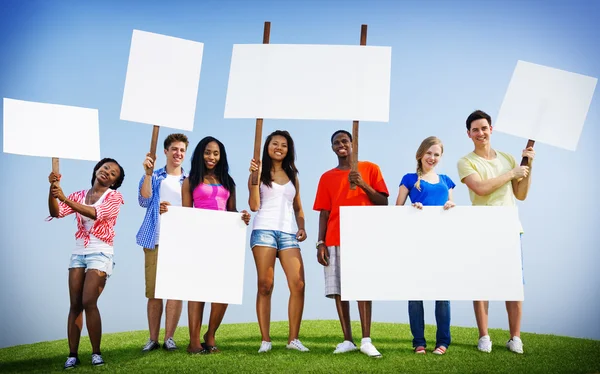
[248, 130, 309, 353]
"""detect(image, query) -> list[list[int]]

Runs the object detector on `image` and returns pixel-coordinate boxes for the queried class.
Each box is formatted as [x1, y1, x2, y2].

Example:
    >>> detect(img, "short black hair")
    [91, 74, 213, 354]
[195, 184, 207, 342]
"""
[466, 110, 492, 130]
[330, 130, 352, 144]
[91, 158, 125, 190]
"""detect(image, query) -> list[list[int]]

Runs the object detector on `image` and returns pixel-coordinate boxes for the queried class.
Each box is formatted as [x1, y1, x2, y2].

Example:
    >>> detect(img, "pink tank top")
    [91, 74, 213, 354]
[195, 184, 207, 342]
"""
[192, 183, 230, 211]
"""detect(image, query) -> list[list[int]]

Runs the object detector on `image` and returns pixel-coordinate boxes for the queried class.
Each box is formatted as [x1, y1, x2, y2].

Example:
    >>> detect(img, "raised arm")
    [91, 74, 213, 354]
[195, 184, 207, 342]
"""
[247, 159, 261, 212]
[48, 172, 61, 217]
[511, 147, 535, 201]
[349, 171, 388, 206]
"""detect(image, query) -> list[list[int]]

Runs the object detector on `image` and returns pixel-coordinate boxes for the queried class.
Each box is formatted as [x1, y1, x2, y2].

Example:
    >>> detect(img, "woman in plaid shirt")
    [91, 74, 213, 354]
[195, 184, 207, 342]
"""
[47, 158, 125, 369]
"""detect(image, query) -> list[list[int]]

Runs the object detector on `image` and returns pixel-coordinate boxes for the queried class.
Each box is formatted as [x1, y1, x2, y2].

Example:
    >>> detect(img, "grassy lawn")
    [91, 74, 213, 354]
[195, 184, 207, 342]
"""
[0, 320, 598, 373]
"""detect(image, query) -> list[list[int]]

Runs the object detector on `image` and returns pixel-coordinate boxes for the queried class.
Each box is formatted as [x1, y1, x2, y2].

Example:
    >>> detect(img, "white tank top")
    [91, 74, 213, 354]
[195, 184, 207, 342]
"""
[252, 181, 298, 234]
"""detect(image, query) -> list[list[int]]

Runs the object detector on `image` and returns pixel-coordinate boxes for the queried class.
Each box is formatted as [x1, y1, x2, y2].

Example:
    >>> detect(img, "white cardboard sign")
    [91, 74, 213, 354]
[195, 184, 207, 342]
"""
[340, 206, 523, 301]
[224, 44, 391, 122]
[3, 98, 100, 161]
[120, 30, 204, 131]
[495, 60, 597, 151]
[155, 206, 247, 304]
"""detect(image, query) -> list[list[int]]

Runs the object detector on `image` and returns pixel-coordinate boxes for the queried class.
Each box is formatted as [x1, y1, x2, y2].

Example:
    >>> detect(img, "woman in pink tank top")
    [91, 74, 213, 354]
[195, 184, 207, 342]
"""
[181, 136, 250, 354]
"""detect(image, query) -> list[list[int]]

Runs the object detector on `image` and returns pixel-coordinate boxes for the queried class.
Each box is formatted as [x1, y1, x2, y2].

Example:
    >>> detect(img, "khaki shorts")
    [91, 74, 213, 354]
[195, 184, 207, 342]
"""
[144, 246, 159, 299]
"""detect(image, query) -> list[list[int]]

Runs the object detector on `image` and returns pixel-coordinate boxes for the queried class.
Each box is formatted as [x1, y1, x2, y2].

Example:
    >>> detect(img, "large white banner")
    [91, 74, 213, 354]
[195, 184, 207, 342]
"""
[340, 206, 523, 301]
[120, 29, 204, 131]
[155, 206, 247, 304]
[224, 44, 391, 122]
[495, 60, 597, 151]
[3, 98, 100, 161]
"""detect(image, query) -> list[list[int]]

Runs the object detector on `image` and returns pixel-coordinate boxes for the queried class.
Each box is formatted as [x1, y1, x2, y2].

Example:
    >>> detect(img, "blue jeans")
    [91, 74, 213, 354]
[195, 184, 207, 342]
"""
[408, 300, 451, 348]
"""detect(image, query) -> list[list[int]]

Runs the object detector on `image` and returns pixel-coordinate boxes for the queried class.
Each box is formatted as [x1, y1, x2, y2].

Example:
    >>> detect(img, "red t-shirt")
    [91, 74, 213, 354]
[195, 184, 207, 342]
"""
[313, 161, 388, 246]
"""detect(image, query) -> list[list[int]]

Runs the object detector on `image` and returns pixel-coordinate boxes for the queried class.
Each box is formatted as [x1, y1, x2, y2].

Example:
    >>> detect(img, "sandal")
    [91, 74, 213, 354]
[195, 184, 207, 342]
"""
[433, 346, 447, 355]
[414, 346, 426, 354]
[187, 344, 205, 354]
[200, 342, 221, 354]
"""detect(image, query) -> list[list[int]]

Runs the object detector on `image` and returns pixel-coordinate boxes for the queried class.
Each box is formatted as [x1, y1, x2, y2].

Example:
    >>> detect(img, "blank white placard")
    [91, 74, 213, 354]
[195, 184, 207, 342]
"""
[120, 30, 204, 131]
[3, 98, 100, 161]
[155, 206, 247, 304]
[495, 60, 597, 151]
[224, 44, 391, 121]
[340, 206, 523, 301]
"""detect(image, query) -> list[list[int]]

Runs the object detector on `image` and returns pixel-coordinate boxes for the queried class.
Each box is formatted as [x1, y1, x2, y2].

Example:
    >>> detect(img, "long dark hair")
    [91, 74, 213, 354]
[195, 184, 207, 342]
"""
[188, 136, 235, 193]
[260, 130, 298, 187]
[91, 158, 125, 190]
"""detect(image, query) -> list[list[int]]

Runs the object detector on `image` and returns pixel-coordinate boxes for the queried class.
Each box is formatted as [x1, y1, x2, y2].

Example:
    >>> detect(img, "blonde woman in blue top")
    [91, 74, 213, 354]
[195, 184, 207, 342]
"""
[395, 136, 456, 355]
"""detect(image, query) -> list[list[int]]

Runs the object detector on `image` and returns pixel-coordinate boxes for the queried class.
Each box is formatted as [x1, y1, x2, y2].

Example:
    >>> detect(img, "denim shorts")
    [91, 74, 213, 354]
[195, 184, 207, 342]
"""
[69, 252, 114, 278]
[250, 229, 300, 251]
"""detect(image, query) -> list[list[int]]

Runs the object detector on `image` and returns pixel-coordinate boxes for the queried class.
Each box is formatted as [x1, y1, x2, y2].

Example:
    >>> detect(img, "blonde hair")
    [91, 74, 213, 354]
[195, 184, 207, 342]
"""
[414, 136, 444, 191]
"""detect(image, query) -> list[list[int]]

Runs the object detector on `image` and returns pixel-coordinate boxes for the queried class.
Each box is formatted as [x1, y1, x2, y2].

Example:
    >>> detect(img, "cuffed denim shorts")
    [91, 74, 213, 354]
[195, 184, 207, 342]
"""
[250, 229, 300, 251]
[69, 252, 114, 278]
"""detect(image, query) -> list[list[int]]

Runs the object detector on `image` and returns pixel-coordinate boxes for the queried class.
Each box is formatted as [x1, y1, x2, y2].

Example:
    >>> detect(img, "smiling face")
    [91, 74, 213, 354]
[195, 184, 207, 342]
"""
[164, 141, 186, 169]
[203, 141, 220, 170]
[331, 132, 352, 158]
[468, 118, 493, 146]
[420, 144, 443, 173]
[267, 135, 288, 161]
[95, 161, 121, 187]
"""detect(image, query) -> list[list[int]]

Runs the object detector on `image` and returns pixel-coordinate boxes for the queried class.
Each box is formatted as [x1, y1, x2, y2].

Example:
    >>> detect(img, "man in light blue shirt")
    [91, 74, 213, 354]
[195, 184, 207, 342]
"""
[137, 133, 188, 352]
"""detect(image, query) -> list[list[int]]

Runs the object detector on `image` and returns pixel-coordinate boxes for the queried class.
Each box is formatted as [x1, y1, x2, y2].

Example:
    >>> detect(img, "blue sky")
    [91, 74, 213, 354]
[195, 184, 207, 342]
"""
[1, 0, 599, 348]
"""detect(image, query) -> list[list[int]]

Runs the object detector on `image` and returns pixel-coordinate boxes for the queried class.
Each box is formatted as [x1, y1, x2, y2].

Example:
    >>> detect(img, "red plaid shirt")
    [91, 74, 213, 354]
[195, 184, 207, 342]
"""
[53, 189, 124, 247]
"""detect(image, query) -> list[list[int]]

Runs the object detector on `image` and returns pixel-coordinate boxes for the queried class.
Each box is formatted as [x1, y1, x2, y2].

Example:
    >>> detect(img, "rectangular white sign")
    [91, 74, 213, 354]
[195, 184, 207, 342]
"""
[495, 60, 597, 151]
[155, 206, 247, 304]
[120, 29, 204, 131]
[3, 98, 100, 161]
[340, 206, 523, 301]
[224, 44, 391, 122]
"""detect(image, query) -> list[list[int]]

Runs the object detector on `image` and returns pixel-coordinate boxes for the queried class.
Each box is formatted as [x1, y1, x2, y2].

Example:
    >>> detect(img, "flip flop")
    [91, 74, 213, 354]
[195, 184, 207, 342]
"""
[200, 342, 221, 354]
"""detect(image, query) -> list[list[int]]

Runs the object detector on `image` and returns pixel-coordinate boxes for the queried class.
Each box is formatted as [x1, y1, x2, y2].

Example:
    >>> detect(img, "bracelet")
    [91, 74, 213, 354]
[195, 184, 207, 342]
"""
[315, 240, 325, 249]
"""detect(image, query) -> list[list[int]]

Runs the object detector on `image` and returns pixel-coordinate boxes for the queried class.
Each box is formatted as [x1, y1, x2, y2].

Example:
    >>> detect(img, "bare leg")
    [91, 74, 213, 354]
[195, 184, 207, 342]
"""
[164, 300, 182, 341]
[203, 303, 228, 347]
[147, 299, 163, 342]
[473, 300, 489, 337]
[253, 246, 277, 342]
[334, 296, 353, 341]
[67, 268, 85, 356]
[506, 301, 522, 338]
[278, 248, 305, 343]
[187, 301, 205, 352]
[357, 301, 372, 339]
[81, 270, 107, 354]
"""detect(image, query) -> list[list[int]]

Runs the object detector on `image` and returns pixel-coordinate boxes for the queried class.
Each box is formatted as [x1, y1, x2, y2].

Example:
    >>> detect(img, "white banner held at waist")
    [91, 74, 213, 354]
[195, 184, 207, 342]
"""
[340, 206, 523, 301]
[155, 206, 247, 304]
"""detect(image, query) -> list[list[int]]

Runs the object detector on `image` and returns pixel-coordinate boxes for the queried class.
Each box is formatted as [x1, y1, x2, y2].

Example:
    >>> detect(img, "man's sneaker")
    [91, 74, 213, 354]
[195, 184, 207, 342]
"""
[478, 335, 492, 353]
[163, 337, 178, 351]
[333, 340, 358, 354]
[258, 341, 272, 353]
[506, 336, 524, 354]
[63, 357, 80, 369]
[360, 338, 382, 358]
[91, 354, 104, 366]
[142, 339, 160, 352]
[286, 339, 309, 352]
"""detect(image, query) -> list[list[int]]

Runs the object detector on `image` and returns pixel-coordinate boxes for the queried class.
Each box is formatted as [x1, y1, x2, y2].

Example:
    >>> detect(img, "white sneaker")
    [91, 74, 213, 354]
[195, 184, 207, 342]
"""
[478, 335, 492, 353]
[333, 340, 357, 354]
[360, 338, 382, 358]
[506, 336, 524, 354]
[258, 341, 272, 353]
[286, 339, 309, 352]
[91, 353, 104, 366]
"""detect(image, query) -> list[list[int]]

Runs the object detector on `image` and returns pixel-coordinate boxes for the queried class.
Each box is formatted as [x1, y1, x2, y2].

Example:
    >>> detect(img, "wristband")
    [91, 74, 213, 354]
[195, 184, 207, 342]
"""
[316, 240, 325, 249]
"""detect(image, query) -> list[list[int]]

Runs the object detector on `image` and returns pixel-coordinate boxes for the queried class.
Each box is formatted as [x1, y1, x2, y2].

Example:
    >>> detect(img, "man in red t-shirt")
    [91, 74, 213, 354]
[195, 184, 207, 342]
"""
[313, 130, 389, 358]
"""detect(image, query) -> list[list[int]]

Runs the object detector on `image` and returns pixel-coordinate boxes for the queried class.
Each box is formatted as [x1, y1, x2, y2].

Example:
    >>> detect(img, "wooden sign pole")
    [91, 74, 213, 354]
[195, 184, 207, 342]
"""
[520, 139, 535, 166]
[251, 21, 271, 186]
[149, 125, 161, 162]
[350, 24, 368, 190]
[52, 157, 60, 186]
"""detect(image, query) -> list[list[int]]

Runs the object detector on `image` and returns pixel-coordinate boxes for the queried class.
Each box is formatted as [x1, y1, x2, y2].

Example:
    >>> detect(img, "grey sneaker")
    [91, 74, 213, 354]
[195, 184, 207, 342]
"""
[142, 339, 160, 352]
[91, 354, 104, 366]
[63, 356, 80, 369]
[163, 337, 178, 351]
